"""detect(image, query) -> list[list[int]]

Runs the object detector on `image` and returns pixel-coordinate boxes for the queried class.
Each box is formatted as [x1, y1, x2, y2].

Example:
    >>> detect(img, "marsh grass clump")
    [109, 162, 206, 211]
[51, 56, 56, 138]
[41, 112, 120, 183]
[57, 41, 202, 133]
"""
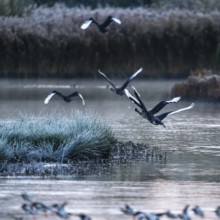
[171, 69, 220, 102]
[0, 111, 116, 163]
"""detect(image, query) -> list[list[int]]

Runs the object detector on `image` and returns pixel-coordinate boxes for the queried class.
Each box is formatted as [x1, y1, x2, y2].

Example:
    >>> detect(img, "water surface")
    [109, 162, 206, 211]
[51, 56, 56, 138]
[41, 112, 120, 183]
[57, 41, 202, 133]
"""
[0, 79, 219, 219]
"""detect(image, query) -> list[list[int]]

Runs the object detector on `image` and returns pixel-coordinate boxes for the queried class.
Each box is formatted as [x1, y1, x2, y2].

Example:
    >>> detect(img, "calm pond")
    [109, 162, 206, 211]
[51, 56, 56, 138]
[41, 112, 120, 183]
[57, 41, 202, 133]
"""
[0, 79, 219, 220]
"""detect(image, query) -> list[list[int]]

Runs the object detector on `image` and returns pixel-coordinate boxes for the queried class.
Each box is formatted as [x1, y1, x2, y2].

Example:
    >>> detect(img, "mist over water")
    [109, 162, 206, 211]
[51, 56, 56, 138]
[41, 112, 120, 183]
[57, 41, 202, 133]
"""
[0, 79, 219, 219]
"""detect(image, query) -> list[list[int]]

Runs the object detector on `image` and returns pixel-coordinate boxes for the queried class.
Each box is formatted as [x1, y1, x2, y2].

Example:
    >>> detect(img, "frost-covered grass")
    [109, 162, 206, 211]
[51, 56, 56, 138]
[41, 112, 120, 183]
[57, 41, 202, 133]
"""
[0, 111, 116, 163]
[1, 6, 220, 78]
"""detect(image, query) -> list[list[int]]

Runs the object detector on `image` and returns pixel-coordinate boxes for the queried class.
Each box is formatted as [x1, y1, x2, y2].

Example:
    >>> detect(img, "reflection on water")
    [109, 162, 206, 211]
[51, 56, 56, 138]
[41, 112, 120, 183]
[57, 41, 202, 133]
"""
[0, 79, 220, 219]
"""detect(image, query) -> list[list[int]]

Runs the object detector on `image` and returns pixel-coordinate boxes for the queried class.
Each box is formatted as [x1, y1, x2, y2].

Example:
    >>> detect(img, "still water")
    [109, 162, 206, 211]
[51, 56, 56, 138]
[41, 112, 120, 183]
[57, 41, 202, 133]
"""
[0, 79, 219, 219]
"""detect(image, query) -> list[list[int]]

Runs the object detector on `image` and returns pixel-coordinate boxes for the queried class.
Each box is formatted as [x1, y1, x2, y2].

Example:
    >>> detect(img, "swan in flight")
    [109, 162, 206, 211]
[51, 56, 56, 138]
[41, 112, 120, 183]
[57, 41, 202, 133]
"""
[81, 15, 121, 33]
[44, 90, 85, 105]
[125, 86, 194, 127]
[98, 68, 142, 95]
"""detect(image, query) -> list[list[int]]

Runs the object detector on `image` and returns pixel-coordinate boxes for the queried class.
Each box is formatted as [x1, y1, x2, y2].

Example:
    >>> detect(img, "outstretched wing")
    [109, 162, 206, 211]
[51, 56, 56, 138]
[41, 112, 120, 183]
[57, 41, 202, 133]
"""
[80, 19, 93, 30]
[150, 97, 181, 115]
[44, 92, 57, 104]
[125, 89, 141, 108]
[67, 91, 85, 105]
[77, 92, 85, 106]
[132, 86, 148, 112]
[120, 67, 143, 90]
[102, 16, 114, 27]
[157, 103, 194, 121]
[68, 91, 79, 98]
[98, 69, 117, 90]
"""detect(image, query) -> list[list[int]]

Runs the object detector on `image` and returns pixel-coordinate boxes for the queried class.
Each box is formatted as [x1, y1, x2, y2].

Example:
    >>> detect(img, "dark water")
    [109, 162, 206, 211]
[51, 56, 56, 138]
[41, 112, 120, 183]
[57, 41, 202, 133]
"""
[0, 79, 219, 219]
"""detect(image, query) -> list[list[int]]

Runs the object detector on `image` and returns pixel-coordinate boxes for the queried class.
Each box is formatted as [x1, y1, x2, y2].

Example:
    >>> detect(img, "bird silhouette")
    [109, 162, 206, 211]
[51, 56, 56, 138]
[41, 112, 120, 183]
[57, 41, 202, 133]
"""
[98, 68, 142, 95]
[165, 210, 178, 219]
[178, 205, 191, 220]
[121, 204, 165, 220]
[21, 193, 33, 203]
[22, 204, 38, 220]
[125, 86, 194, 127]
[81, 15, 121, 33]
[51, 202, 72, 219]
[121, 204, 134, 216]
[77, 213, 92, 220]
[215, 206, 220, 217]
[44, 90, 85, 105]
[31, 202, 51, 217]
[192, 205, 204, 218]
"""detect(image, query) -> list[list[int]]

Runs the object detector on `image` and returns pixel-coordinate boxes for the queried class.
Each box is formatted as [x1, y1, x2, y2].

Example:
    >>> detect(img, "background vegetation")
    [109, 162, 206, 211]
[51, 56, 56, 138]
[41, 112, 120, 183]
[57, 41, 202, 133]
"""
[2, 0, 220, 10]
[0, 0, 220, 78]
[171, 69, 220, 102]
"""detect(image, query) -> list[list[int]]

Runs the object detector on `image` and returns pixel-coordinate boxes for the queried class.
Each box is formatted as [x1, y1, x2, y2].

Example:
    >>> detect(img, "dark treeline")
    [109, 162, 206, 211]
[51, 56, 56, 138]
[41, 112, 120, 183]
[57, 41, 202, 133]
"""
[0, 7, 220, 78]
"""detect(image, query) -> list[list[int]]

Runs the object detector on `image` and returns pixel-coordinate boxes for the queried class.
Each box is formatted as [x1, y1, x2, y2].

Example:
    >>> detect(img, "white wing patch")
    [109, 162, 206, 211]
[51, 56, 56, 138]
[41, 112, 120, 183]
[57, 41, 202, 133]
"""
[131, 86, 141, 97]
[168, 103, 195, 116]
[44, 92, 56, 104]
[131, 67, 143, 80]
[167, 96, 181, 103]
[98, 69, 117, 89]
[98, 69, 107, 78]
[80, 20, 93, 30]
[112, 17, 121, 25]
[125, 89, 140, 105]
[78, 93, 85, 106]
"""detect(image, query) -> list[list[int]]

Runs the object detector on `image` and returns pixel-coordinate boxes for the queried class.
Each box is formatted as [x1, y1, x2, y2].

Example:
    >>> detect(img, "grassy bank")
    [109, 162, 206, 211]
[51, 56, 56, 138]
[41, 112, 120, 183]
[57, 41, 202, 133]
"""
[1, 6, 220, 78]
[171, 70, 220, 102]
[0, 111, 116, 163]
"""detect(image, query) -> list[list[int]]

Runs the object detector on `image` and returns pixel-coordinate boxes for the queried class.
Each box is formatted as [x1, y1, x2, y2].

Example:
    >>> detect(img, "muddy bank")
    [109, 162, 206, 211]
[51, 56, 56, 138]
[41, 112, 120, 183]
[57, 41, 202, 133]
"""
[0, 141, 166, 177]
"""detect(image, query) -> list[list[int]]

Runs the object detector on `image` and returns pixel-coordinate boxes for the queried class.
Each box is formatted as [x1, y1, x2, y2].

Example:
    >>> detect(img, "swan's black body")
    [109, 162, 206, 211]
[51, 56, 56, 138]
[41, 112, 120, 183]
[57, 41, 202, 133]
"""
[125, 87, 194, 127]
[98, 68, 142, 96]
[81, 15, 121, 33]
[51, 91, 80, 102]
[44, 90, 85, 105]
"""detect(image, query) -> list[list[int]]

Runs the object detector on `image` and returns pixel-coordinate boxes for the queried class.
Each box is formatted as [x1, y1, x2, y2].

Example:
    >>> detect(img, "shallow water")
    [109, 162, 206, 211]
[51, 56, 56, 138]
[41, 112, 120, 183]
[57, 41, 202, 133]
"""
[0, 79, 219, 219]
